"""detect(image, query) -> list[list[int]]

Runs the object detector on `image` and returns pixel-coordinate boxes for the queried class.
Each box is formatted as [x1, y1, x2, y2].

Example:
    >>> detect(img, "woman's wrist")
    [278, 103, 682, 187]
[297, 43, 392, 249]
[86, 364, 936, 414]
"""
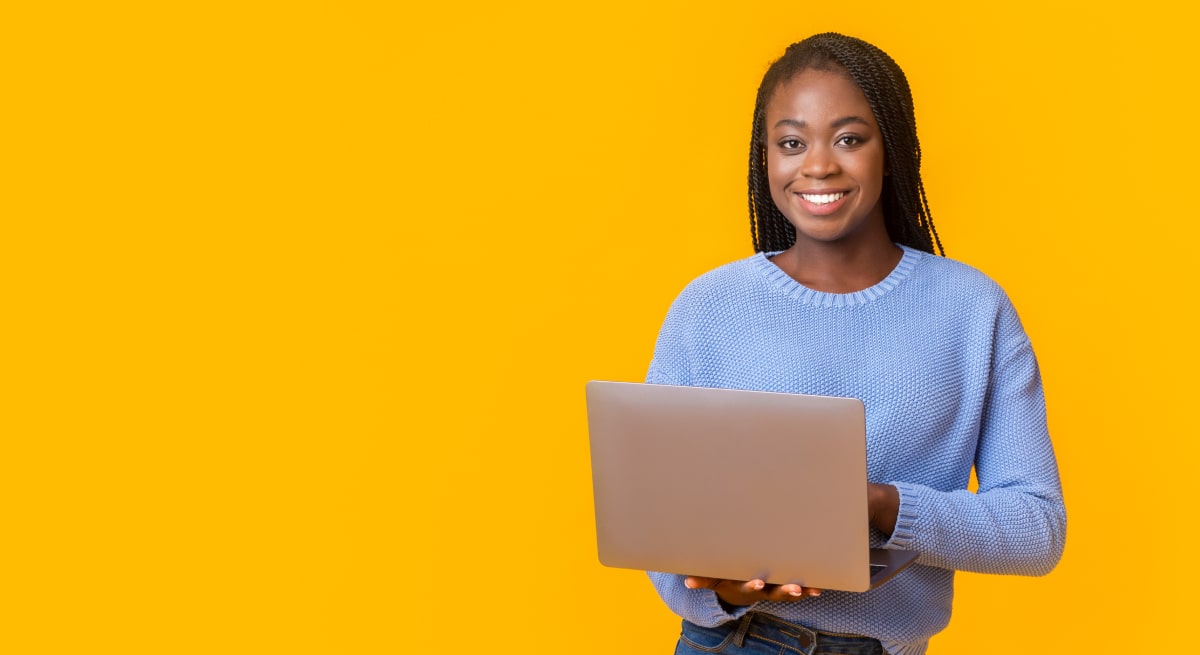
[717, 595, 747, 614]
[868, 483, 900, 537]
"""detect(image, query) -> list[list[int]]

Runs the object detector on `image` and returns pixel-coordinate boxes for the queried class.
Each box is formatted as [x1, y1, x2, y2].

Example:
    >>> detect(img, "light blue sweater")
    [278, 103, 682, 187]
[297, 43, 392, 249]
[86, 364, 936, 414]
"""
[645, 246, 1066, 655]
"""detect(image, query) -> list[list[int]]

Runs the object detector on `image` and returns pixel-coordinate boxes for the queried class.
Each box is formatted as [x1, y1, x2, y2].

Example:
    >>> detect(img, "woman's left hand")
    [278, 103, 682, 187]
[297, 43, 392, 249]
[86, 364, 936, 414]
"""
[683, 576, 821, 607]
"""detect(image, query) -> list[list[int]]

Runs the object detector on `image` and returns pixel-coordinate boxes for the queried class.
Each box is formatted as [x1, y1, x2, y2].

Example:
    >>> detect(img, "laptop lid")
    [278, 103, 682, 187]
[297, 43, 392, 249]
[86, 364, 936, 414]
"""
[585, 380, 916, 592]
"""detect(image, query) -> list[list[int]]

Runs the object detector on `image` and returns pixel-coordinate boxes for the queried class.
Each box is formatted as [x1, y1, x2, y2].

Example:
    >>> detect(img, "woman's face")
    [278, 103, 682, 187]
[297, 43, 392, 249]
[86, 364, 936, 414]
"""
[764, 68, 887, 249]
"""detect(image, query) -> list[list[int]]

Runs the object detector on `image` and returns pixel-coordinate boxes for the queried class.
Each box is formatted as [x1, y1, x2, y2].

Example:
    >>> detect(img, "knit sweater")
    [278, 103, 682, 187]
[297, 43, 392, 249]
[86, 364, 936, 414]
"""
[644, 245, 1066, 655]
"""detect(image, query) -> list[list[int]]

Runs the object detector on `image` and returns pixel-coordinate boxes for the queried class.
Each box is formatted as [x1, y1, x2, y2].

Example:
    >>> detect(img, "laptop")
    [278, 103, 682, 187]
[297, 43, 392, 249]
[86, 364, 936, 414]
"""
[585, 380, 918, 592]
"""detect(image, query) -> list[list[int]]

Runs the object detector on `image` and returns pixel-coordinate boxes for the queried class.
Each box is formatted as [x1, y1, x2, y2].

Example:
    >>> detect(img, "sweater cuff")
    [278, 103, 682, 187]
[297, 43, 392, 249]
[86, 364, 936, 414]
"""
[885, 481, 922, 551]
[701, 589, 754, 623]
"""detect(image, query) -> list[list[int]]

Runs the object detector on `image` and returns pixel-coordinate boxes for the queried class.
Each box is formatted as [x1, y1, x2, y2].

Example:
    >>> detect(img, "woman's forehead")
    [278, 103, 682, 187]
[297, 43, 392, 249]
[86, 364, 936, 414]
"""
[766, 69, 875, 125]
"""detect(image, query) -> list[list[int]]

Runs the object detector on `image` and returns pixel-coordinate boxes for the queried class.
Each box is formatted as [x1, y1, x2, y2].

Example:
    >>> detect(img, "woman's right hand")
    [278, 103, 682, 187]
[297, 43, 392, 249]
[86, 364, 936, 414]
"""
[684, 576, 821, 607]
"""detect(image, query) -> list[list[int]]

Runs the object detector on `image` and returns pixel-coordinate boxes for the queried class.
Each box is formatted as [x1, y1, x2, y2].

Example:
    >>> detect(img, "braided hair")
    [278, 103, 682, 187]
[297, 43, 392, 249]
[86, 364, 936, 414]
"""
[748, 33, 944, 255]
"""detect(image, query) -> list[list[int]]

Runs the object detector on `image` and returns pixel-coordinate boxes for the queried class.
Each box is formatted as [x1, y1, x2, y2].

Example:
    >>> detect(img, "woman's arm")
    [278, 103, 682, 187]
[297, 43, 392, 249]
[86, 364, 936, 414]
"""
[883, 335, 1067, 576]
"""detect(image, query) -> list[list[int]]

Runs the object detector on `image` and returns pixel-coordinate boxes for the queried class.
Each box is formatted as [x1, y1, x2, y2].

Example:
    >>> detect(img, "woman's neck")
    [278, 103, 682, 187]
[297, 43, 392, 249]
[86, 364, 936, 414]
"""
[769, 237, 903, 294]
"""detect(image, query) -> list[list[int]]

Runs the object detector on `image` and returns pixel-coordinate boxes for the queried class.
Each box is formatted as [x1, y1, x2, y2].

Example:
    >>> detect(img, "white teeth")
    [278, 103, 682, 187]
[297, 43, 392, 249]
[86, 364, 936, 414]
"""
[800, 192, 846, 205]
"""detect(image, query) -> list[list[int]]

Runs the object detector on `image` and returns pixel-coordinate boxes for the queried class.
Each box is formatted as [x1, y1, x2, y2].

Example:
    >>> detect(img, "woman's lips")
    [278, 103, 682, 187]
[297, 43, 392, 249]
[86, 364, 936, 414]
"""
[794, 190, 850, 216]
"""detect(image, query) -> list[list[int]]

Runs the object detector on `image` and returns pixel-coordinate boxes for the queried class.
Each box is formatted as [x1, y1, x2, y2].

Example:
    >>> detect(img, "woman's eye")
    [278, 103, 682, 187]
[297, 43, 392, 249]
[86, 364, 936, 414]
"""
[837, 135, 863, 147]
[779, 139, 804, 151]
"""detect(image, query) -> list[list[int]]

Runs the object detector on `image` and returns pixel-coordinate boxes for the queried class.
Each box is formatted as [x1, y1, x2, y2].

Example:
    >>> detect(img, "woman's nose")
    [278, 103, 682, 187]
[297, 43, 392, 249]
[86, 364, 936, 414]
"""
[801, 145, 839, 178]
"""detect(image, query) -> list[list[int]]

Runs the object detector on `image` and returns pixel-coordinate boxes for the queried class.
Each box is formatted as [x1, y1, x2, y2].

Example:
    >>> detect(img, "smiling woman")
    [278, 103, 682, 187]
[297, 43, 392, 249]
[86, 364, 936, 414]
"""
[764, 69, 893, 292]
[641, 33, 1065, 655]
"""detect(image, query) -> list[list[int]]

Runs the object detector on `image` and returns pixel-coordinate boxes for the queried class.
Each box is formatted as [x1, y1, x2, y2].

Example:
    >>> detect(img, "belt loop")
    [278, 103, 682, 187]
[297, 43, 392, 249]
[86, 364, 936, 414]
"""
[732, 612, 753, 648]
[796, 626, 815, 653]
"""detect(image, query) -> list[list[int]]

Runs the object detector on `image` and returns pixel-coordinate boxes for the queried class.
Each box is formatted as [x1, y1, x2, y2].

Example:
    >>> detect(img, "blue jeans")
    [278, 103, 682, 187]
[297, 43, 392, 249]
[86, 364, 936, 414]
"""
[675, 613, 884, 655]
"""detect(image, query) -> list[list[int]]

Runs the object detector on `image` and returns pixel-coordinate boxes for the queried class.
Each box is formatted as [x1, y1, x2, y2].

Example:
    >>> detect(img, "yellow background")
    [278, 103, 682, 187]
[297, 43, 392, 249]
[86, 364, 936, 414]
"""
[4, 1, 1197, 652]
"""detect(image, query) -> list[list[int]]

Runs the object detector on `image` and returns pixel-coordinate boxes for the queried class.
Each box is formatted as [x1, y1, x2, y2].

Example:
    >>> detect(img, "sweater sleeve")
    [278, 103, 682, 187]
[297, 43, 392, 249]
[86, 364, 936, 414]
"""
[646, 571, 753, 627]
[643, 294, 749, 625]
[885, 304, 1067, 576]
[645, 292, 693, 388]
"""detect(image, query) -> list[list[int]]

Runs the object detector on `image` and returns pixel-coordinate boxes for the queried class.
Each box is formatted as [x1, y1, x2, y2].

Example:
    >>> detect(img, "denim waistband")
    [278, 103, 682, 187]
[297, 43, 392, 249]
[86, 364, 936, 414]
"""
[679, 612, 883, 655]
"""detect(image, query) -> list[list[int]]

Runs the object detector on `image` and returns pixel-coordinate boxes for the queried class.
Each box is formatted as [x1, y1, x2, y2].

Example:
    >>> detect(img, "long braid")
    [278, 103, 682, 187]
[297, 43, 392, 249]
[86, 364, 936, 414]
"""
[747, 33, 944, 256]
[747, 102, 765, 252]
[748, 85, 795, 252]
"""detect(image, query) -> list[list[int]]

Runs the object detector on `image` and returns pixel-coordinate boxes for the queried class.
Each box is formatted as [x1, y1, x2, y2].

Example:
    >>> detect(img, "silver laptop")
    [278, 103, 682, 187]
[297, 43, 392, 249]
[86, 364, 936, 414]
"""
[585, 380, 918, 592]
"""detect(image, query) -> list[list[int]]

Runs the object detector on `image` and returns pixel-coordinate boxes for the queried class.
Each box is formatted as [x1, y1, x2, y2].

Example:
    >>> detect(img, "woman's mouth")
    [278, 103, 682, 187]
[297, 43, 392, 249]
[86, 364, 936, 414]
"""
[800, 192, 847, 205]
[795, 190, 850, 215]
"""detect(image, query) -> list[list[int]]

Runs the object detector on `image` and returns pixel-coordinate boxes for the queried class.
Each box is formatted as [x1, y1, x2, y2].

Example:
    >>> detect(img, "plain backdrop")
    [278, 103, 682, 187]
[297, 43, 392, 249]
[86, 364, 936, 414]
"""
[3, 1, 1197, 652]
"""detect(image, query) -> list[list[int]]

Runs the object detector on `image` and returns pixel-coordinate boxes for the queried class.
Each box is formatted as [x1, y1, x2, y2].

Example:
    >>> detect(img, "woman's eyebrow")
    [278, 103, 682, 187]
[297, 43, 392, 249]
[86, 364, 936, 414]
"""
[772, 116, 872, 130]
[831, 115, 871, 128]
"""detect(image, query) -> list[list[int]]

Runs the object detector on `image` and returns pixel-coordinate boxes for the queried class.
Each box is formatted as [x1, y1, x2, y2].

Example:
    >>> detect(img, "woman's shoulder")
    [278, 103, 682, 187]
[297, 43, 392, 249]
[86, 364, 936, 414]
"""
[671, 253, 771, 302]
[906, 249, 1030, 341]
[910, 248, 1009, 301]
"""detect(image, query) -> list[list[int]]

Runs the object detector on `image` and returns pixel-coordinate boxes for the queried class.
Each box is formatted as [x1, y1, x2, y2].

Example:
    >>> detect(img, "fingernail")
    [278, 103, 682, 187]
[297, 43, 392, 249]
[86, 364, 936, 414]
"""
[753, 580, 764, 590]
[789, 589, 803, 596]
[808, 589, 821, 597]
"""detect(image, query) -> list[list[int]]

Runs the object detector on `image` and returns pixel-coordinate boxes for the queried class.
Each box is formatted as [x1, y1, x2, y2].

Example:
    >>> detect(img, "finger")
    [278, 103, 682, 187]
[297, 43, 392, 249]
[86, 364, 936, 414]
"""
[684, 576, 722, 590]
[766, 584, 821, 602]
[780, 584, 806, 600]
[737, 579, 767, 595]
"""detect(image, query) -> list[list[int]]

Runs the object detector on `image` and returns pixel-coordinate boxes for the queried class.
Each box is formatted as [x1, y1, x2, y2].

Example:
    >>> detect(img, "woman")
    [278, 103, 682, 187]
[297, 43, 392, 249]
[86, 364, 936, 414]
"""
[645, 33, 1066, 655]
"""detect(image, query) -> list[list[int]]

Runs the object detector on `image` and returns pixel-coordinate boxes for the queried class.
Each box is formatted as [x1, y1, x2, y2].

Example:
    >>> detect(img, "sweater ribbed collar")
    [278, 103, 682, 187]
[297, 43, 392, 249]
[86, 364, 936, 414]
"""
[751, 244, 923, 308]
